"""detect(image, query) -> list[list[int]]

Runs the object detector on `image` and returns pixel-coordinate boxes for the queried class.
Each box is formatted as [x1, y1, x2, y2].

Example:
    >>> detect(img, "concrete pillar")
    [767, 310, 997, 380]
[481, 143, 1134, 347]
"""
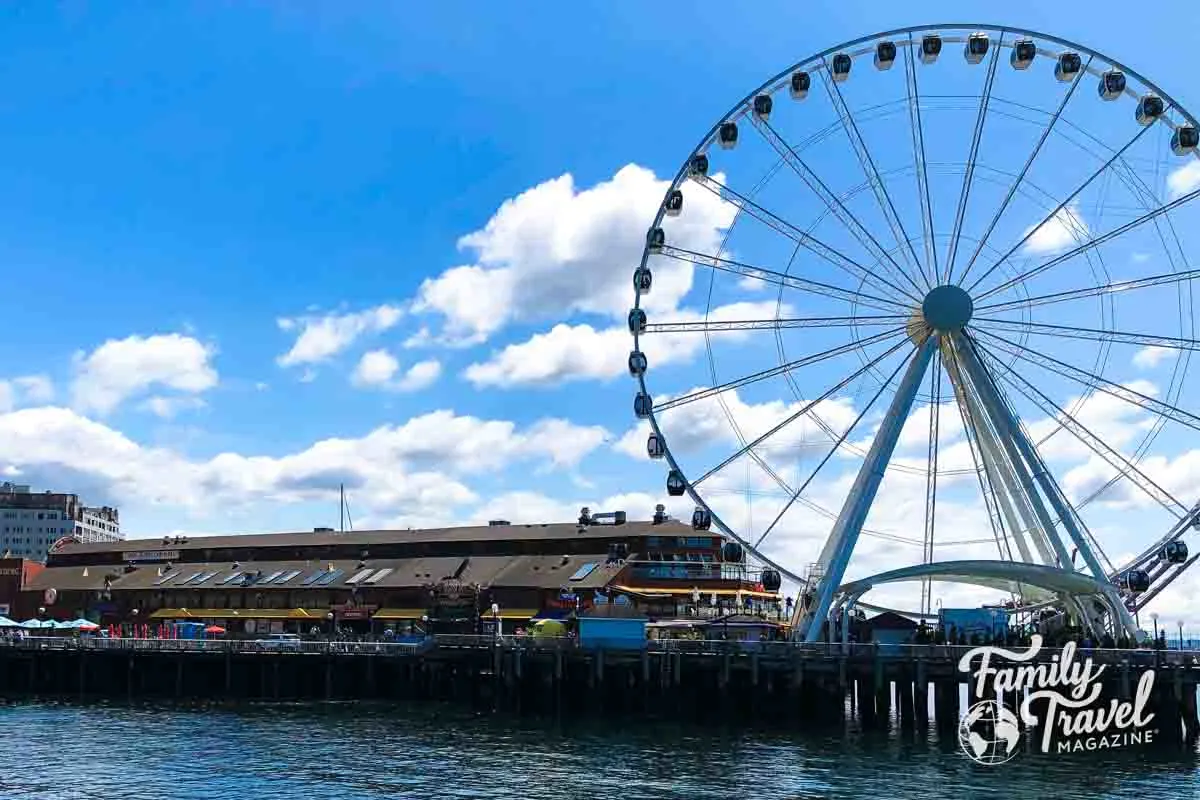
[897, 678, 914, 727]
[914, 660, 929, 722]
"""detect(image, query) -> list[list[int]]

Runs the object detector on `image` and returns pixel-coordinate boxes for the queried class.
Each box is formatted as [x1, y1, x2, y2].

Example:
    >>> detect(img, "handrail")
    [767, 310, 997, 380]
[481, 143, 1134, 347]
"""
[2, 635, 1199, 665]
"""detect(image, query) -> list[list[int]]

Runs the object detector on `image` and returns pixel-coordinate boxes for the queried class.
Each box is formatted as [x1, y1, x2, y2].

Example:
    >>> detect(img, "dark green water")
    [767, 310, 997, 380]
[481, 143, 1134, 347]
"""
[2, 700, 1198, 799]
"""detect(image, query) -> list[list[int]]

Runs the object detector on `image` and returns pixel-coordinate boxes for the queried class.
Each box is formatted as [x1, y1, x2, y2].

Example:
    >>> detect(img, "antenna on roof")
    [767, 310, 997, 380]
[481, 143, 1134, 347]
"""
[335, 483, 355, 534]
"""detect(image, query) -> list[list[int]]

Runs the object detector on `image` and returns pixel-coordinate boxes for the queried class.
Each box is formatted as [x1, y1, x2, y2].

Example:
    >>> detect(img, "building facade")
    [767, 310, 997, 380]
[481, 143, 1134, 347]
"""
[19, 511, 781, 633]
[0, 482, 122, 562]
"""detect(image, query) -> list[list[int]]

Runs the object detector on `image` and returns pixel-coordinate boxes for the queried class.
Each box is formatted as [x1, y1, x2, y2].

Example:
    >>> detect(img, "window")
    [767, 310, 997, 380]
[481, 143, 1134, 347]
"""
[364, 568, 393, 585]
[273, 570, 303, 585]
[345, 568, 374, 585]
[569, 563, 598, 581]
[314, 568, 344, 586]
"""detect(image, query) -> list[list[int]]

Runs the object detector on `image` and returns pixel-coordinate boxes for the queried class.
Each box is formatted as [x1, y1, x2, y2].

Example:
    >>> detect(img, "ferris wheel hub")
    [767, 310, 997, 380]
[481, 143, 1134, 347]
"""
[921, 284, 974, 332]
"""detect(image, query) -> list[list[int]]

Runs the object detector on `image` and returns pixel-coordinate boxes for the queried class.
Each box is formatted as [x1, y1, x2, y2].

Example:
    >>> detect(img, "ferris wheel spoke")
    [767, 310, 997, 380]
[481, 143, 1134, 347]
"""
[972, 316, 1200, 352]
[691, 175, 923, 304]
[974, 266, 1200, 315]
[818, 56, 927, 286]
[644, 314, 907, 334]
[919, 346, 943, 616]
[965, 120, 1161, 297]
[973, 328, 1200, 434]
[657, 245, 913, 314]
[752, 345, 915, 550]
[974, 187, 1200, 302]
[691, 337, 914, 487]
[747, 116, 928, 297]
[955, 54, 1093, 288]
[978, 341, 1187, 516]
[944, 34, 1003, 285]
[902, 35, 938, 285]
[944, 351, 1021, 564]
[958, 331, 1114, 578]
[654, 327, 906, 414]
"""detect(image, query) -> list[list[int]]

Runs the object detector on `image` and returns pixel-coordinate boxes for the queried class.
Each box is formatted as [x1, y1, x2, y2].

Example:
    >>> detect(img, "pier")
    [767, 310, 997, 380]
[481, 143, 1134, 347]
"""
[3, 636, 1198, 744]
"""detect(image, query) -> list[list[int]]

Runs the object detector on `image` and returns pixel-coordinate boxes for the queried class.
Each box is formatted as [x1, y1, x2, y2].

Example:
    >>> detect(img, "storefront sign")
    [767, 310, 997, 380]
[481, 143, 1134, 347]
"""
[122, 550, 180, 563]
[0, 568, 20, 577]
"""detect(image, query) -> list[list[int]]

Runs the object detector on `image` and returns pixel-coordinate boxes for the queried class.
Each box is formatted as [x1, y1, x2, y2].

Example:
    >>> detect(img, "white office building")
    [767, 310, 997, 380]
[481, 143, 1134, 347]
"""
[0, 482, 122, 561]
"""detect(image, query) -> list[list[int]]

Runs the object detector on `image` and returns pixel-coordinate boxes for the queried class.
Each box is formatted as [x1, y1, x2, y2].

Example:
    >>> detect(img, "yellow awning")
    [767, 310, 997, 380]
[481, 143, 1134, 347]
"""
[495, 608, 538, 620]
[372, 608, 426, 620]
[612, 586, 780, 599]
[149, 608, 327, 620]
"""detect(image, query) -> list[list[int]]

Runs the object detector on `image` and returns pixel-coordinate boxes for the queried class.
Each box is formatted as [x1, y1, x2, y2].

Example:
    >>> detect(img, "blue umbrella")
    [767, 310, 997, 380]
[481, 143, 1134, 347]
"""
[0, 616, 18, 627]
[19, 619, 53, 629]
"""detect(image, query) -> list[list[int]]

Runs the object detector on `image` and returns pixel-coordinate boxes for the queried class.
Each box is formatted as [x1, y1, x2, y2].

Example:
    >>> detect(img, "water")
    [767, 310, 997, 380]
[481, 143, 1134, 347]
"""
[2, 700, 1199, 799]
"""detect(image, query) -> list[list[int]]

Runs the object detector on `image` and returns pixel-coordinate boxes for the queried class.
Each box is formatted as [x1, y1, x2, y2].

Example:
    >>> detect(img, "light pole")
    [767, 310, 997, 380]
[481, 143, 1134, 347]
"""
[1178, 620, 1185, 651]
[1151, 612, 1160, 645]
[491, 603, 500, 641]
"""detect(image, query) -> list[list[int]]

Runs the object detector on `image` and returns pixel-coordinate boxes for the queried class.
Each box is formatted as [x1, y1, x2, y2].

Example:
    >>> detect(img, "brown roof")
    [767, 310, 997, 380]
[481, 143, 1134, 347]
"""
[25, 565, 126, 592]
[29, 553, 623, 592]
[57, 519, 693, 556]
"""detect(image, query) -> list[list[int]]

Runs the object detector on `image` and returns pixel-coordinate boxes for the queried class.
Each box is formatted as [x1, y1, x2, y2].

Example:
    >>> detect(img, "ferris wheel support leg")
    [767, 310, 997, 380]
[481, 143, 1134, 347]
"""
[953, 334, 1139, 639]
[967, 393, 1057, 566]
[802, 337, 936, 643]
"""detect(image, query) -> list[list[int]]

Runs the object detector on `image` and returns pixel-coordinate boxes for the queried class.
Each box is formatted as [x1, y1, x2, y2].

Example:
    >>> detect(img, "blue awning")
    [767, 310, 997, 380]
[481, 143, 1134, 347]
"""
[532, 608, 571, 620]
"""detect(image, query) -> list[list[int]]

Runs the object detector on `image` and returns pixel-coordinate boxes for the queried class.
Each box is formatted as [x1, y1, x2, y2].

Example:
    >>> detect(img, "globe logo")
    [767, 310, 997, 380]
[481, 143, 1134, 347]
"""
[958, 700, 1022, 765]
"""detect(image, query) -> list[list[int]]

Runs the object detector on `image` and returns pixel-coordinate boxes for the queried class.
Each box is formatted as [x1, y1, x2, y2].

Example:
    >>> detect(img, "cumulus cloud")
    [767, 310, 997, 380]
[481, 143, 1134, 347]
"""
[0, 407, 609, 520]
[139, 396, 207, 419]
[0, 375, 54, 413]
[1132, 346, 1172, 369]
[277, 304, 404, 367]
[71, 334, 217, 415]
[411, 164, 735, 344]
[1167, 160, 1200, 200]
[1022, 201, 1089, 255]
[463, 300, 790, 388]
[352, 350, 442, 392]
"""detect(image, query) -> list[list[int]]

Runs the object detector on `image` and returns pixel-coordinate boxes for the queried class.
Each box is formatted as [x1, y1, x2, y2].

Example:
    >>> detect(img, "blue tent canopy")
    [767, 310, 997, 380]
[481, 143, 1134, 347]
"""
[19, 619, 54, 629]
[0, 616, 18, 627]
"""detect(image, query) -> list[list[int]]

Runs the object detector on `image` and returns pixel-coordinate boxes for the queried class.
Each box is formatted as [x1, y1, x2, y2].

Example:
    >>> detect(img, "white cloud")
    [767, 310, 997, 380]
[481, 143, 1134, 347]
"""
[1132, 346, 1172, 369]
[1167, 160, 1200, 200]
[276, 304, 404, 367]
[71, 334, 217, 415]
[463, 300, 789, 388]
[412, 164, 735, 344]
[0, 407, 609, 519]
[352, 350, 442, 392]
[396, 360, 442, 392]
[0, 375, 55, 412]
[1022, 201, 1089, 255]
[139, 396, 207, 419]
[352, 350, 400, 386]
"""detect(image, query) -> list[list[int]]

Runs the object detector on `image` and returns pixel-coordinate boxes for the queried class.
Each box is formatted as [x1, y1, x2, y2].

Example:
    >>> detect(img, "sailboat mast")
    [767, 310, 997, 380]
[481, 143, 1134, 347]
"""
[340, 483, 345, 534]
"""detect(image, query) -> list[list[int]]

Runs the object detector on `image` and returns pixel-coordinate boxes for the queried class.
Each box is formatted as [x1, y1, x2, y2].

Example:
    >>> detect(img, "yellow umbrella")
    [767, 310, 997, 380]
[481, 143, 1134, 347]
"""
[531, 619, 566, 637]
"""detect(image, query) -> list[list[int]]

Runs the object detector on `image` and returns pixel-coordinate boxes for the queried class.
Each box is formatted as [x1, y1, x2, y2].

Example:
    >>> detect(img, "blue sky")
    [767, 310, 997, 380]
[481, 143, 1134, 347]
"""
[4, 2, 1200, 619]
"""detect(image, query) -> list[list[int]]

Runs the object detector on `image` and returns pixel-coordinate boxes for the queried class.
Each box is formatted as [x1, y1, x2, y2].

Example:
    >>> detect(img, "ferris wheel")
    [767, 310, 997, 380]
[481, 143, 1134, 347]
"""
[628, 24, 1200, 641]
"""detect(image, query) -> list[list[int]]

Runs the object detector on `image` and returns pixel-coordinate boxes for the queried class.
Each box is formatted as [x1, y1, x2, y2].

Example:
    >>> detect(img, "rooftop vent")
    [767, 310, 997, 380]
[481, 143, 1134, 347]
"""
[588, 510, 626, 526]
[313, 527, 334, 533]
[488, 520, 510, 527]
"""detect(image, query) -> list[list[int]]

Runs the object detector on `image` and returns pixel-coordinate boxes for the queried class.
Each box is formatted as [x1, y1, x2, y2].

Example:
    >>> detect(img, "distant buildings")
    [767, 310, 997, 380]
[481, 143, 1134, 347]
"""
[0, 481, 122, 561]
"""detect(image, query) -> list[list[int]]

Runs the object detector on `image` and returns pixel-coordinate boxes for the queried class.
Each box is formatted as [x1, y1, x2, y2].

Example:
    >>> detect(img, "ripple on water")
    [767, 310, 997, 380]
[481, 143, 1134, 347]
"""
[1, 700, 1198, 800]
